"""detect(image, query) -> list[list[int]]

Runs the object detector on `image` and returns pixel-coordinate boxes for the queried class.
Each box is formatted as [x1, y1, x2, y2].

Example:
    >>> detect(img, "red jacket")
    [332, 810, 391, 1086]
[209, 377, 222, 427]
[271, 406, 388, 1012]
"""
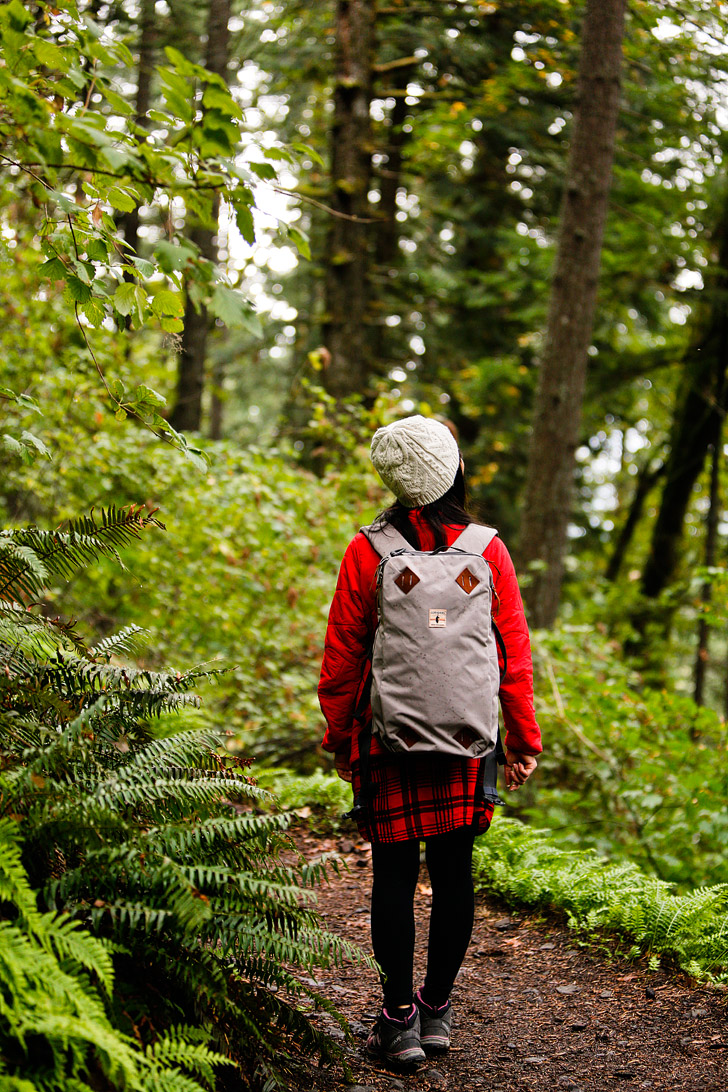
[319, 515, 541, 768]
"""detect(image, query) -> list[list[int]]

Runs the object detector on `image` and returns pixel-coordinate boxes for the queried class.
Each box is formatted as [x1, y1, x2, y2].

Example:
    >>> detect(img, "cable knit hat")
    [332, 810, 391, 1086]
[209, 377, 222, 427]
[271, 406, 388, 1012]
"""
[370, 415, 460, 507]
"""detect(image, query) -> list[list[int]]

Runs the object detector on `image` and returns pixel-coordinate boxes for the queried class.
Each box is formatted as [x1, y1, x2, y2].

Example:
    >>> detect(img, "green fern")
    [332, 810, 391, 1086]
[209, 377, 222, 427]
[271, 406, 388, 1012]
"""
[0, 507, 163, 603]
[0, 508, 372, 1090]
[472, 819, 728, 980]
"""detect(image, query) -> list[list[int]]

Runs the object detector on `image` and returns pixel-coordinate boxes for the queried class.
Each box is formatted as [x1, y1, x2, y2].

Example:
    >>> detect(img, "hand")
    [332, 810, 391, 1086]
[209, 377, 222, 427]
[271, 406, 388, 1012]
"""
[504, 749, 538, 792]
[334, 753, 352, 783]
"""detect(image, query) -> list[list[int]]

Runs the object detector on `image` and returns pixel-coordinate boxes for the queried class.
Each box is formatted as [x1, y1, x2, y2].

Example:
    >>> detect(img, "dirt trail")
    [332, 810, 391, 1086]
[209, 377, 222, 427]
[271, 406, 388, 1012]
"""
[290, 827, 728, 1092]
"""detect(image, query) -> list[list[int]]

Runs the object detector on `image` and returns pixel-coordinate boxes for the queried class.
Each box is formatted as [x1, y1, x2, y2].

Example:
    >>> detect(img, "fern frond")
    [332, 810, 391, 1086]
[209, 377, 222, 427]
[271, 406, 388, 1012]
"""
[89, 624, 148, 662]
[0, 537, 48, 603]
[2, 506, 164, 590]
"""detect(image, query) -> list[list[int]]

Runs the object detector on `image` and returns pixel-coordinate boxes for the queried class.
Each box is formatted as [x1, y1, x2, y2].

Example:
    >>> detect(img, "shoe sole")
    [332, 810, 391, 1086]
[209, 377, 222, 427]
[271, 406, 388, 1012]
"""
[366, 1041, 425, 1069]
[421, 1036, 450, 1052]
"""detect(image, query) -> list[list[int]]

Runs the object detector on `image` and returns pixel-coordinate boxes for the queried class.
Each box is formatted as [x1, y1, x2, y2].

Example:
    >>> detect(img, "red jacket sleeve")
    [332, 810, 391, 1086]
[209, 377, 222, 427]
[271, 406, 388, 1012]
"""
[485, 536, 542, 756]
[318, 533, 378, 755]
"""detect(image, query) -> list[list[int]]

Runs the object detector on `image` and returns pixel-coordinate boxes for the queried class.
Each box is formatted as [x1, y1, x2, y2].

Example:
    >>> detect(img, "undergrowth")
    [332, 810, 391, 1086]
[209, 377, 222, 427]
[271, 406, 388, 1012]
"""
[476, 820, 728, 982]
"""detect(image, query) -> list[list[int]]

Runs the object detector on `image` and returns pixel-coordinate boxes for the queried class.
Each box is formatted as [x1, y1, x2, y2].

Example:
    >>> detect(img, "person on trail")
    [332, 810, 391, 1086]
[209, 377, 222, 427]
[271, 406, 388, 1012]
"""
[318, 415, 541, 1069]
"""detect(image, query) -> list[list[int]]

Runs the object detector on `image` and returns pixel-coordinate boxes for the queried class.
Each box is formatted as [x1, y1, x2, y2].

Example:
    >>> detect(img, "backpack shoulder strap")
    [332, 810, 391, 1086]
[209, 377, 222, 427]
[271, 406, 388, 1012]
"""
[361, 523, 413, 558]
[451, 523, 499, 555]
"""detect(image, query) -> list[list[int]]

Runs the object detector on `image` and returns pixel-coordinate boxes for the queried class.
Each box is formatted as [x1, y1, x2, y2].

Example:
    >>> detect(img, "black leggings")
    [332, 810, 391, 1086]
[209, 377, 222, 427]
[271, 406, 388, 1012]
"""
[370, 826, 476, 1010]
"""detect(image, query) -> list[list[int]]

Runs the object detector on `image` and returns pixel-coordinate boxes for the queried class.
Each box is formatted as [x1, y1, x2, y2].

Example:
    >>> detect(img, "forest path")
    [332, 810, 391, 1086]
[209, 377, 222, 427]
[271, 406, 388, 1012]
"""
[290, 826, 727, 1092]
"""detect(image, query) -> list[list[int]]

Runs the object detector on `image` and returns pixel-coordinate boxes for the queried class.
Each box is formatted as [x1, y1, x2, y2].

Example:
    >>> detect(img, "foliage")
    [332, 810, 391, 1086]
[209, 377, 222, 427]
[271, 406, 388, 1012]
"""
[512, 625, 728, 889]
[4, 419, 726, 889]
[0, 816, 230, 1092]
[0, 0, 310, 454]
[255, 766, 352, 823]
[0, 506, 372, 1090]
[1, 409, 386, 766]
[472, 819, 728, 983]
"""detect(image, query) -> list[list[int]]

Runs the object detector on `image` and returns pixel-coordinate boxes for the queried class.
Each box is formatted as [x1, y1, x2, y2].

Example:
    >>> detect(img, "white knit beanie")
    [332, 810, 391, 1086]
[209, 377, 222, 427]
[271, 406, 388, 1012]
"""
[370, 415, 460, 507]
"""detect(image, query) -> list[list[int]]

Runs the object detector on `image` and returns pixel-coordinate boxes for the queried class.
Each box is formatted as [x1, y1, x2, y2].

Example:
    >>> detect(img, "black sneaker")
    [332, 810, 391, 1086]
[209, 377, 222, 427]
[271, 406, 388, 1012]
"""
[415, 988, 452, 1052]
[366, 1003, 426, 1069]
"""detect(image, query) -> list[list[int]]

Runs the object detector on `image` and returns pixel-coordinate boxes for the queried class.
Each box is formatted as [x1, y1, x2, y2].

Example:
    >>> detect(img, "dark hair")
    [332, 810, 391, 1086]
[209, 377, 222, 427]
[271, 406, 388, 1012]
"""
[373, 464, 473, 550]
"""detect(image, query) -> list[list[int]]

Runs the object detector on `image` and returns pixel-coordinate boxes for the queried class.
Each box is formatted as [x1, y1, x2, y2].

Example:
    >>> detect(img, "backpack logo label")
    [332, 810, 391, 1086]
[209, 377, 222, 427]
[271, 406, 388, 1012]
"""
[429, 609, 447, 628]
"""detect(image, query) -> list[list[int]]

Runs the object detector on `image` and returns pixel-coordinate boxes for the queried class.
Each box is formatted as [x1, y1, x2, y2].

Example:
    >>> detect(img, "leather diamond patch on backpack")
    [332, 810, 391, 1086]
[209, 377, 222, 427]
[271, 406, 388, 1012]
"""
[394, 568, 420, 594]
[455, 567, 480, 594]
[398, 726, 420, 749]
[454, 726, 479, 749]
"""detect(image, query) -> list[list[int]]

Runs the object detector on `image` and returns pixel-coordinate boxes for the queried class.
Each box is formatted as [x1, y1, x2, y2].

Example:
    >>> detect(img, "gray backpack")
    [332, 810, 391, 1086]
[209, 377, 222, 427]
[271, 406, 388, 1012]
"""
[361, 522, 503, 758]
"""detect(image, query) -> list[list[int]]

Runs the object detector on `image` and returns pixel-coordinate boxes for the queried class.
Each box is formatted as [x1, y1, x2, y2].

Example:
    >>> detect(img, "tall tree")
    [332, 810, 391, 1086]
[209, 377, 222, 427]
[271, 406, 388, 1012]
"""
[169, 0, 231, 433]
[518, 0, 627, 629]
[320, 0, 375, 399]
[639, 207, 728, 604]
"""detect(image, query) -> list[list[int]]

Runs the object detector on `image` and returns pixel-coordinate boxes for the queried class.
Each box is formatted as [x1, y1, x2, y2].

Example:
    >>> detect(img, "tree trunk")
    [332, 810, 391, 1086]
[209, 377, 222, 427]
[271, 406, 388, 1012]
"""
[169, 0, 231, 433]
[518, 0, 627, 629]
[605, 459, 664, 583]
[693, 431, 722, 710]
[320, 0, 375, 400]
[640, 212, 728, 604]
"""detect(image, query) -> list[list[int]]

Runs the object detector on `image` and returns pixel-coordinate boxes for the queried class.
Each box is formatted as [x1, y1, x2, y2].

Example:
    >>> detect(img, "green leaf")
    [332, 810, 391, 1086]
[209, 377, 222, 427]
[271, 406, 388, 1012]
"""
[0, 389, 42, 414]
[154, 241, 197, 273]
[202, 85, 243, 119]
[150, 290, 184, 318]
[248, 162, 277, 182]
[64, 276, 92, 304]
[263, 146, 295, 163]
[290, 142, 325, 167]
[209, 286, 262, 336]
[80, 298, 107, 327]
[41, 257, 67, 281]
[107, 187, 137, 213]
[129, 257, 155, 278]
[86, 239, 109, 263]
[33, 40, 66, 70]
[134, 384, 166, 409]
[6, 0, 33, 30]
[2, 434, 23, 455]
[163, 46, 201, 79]
[19, 431, 51, 458]
[234, 204, 255, 245]
[99, 146, 133, 172]
[113, 283, 137, 317]
[288, 227, 311, 261]
[101, 87, 134, 117]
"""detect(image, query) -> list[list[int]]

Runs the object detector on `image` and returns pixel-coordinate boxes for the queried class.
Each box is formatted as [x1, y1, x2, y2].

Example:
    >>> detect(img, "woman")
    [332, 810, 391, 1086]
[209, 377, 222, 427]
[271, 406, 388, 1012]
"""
[318, 415, 541, 1069]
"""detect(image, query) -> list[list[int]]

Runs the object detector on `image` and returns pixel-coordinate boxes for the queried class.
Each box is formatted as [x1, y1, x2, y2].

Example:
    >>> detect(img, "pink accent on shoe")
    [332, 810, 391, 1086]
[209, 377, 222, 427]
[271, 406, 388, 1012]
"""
[382, 1004, 416, 1025]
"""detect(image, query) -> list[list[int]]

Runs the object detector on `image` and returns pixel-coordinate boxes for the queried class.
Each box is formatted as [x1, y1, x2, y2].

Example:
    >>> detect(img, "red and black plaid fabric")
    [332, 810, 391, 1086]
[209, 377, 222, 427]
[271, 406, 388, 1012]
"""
[352, 751, 493, 844]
